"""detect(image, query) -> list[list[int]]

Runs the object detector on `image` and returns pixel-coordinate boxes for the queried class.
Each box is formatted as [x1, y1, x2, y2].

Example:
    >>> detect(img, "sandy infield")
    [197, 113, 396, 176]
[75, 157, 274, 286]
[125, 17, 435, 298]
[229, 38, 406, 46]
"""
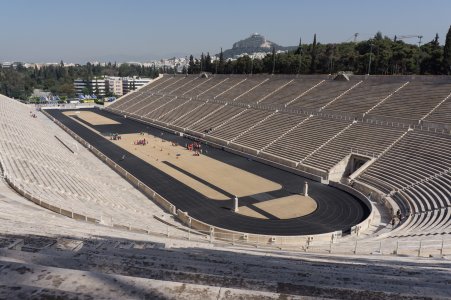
[236, 194, 317, 219]
[64, 110, 317, 219]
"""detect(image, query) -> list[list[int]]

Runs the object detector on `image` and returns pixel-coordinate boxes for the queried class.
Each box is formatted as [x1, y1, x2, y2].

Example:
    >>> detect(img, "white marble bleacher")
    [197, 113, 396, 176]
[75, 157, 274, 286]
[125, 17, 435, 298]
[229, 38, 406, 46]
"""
[356, 131, 451, 235]
[262, 116, 352, 163]
[171, 102, 225, 129]
[181, 76, 221, 98]
[258, 77, 325, 105]
[208, 109, 274, 142]
[164, 76, 203, 95]
[235, 77, 293, 104]
[153, 75, 190, 94]
[214, 76, 268, 102]
[1, 228, 449, 299]
[108, 76, 173, 111]
[232, 112, 308, 151]
[366, 81, 451, 122]
[135, 95, 178, 117]
[157, 99, 205, 124]
[198, 76, 246, 100]
[287, 79, 357, 109]
[324, 80, 407, 115]
[109, 91, 145, 111]
[188, 105, 246, 135]
[125, 94, 168, 115]
[0, 95, 185, 236]
[388, 190, 450, 237]
[144, 97, 190, 120]
[423, 94, 451, 125]
[359, 131, 451, 195]
[303, 122, 406, 171]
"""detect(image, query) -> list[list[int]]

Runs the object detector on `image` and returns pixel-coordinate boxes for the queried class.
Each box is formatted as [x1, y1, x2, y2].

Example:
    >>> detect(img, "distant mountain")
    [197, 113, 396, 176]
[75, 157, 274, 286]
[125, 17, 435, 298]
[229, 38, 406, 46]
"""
[221, 33, 296, 59]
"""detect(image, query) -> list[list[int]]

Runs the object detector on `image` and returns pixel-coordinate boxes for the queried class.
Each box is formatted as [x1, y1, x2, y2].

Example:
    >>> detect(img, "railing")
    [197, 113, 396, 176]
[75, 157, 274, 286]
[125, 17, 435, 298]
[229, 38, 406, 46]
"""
[303, 237, 451, 257]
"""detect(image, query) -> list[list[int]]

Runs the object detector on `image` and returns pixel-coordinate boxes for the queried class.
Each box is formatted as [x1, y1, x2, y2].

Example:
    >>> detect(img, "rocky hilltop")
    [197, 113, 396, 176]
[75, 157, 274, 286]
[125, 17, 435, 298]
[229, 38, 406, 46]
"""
[222, 33, 295, 59]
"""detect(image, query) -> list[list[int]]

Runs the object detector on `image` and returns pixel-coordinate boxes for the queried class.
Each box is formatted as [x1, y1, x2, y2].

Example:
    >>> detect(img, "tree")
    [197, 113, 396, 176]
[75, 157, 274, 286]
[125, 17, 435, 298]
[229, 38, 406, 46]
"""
[218, 48, 225, 74]
[200, 52, 205, 72]
[443, 25, 451, 74]
[421, 34, 443, 74]
[310, 34, 317, 73]
[104, 80, 111, 97]
[188, 55, 195, 74]
[295, 37, 302, 55]
[271, 47, 276, 74]
[205, 52, 212, 73]
[94, 80, 100, 96]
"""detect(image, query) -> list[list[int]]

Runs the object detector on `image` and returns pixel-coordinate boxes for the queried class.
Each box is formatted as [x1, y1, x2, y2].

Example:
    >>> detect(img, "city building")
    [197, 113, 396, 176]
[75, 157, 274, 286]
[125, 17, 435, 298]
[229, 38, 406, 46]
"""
[122, 77, 152, 94]
[107, 77, 124, 96]
[74, 76, 152, 97]
[74, 78, 107, 96]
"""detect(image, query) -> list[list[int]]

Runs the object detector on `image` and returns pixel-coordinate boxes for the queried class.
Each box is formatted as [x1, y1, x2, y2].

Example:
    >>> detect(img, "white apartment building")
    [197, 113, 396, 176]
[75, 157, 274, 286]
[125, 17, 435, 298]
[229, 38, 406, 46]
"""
[122, 77, 152, 94]
[107, 77, 124, 96]
[74, 78, 107, 96]
[74, 76, 152, 97]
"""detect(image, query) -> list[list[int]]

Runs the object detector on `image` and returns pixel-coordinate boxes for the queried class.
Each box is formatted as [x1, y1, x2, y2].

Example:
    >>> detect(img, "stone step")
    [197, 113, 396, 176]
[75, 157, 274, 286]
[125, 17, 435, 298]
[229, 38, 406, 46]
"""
[0, 258, 302, 300]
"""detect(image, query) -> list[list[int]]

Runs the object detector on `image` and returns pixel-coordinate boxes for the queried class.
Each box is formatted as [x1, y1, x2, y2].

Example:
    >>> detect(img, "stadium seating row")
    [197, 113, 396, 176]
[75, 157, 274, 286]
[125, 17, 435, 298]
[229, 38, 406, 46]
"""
[0, 95, 185, 237]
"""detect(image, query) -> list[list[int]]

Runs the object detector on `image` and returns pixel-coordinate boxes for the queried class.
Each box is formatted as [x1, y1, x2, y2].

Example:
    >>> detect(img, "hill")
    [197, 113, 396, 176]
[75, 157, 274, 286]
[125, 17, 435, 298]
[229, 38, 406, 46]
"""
[221, 33, 296, 58]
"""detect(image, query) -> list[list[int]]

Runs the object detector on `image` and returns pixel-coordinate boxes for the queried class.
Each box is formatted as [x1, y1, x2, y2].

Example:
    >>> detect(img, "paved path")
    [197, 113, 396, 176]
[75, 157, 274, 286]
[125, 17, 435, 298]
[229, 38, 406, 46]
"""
[46, 108, 370, 235]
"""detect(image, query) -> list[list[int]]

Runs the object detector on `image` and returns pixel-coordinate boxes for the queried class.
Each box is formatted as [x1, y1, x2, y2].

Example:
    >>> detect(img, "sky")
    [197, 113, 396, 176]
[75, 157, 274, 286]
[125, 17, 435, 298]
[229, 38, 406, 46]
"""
[0, 0, 450, 63]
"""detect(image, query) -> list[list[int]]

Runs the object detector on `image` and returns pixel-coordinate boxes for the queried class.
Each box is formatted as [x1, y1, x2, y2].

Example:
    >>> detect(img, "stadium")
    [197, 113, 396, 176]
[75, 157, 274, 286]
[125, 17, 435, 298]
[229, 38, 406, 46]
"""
[1, 71, 450, 298]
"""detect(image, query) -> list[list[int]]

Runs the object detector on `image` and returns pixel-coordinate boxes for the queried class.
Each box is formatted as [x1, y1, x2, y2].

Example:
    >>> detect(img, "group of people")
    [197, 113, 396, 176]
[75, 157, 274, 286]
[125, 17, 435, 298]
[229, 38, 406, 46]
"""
[134, 138, 148, 145]
[110, 133, 121, 140]
[391, 209, 403, 227]
[186, 142, 203, 156]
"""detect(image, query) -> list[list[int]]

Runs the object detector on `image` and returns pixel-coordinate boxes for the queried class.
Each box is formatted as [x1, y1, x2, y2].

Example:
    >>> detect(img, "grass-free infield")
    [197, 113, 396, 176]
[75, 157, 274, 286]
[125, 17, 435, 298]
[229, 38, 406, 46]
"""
[63, 110, 282, 201]
[238, 195, 317, 220]
[48, 108, 370, 235]
[69, 110, 121, 126]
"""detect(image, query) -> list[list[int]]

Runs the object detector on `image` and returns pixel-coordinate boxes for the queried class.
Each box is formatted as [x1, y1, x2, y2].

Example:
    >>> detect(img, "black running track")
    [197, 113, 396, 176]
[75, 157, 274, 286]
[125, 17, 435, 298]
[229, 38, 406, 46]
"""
[46, 108, 370, 236]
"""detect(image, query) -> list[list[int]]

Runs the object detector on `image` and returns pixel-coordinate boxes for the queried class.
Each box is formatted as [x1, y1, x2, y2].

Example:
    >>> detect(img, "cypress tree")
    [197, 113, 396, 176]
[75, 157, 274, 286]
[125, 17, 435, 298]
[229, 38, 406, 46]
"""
[218, 48, 225, 74]
[205, 52, 212, 72]
[443, 25, 451, 74]
[188, 55, 195, 74]
[310, 34, 317, 73]
[295, 37, 302, 55]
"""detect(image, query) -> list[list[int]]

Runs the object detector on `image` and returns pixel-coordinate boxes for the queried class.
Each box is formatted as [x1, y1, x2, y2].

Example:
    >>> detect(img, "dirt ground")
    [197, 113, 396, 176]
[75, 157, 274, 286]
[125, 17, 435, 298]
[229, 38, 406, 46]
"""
[64, 110, 318, 220]
[237, 195, 317, 219]
[72, 110, 121, 125]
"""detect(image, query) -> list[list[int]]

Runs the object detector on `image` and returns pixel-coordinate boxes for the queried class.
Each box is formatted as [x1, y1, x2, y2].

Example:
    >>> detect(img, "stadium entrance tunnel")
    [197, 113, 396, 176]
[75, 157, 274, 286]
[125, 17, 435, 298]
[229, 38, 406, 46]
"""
[44, 108, 372, 238]
[328, 153, 375, 182]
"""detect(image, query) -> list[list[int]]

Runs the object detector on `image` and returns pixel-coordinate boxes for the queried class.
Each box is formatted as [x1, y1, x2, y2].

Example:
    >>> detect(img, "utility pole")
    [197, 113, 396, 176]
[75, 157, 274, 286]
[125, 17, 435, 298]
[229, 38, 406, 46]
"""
[418, 36, 423, 74]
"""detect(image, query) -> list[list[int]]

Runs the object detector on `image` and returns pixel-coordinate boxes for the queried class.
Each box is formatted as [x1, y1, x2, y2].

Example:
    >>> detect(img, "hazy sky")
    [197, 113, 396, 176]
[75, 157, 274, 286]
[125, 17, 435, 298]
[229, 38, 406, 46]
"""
[1, 0, 450, 63]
